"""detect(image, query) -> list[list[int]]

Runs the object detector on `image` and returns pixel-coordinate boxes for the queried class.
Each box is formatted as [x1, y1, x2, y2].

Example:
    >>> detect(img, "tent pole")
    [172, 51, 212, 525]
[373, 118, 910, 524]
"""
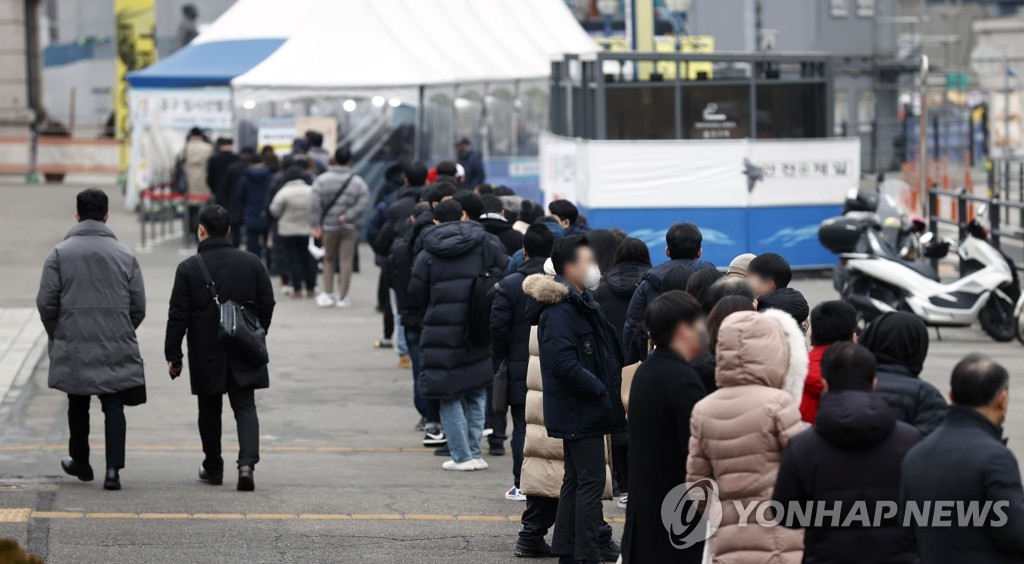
[415, 85, 425, 161]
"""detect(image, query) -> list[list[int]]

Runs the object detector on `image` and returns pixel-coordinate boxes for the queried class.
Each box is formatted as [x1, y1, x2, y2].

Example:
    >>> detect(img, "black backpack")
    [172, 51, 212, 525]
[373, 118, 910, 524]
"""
[465, 244, 506, 347]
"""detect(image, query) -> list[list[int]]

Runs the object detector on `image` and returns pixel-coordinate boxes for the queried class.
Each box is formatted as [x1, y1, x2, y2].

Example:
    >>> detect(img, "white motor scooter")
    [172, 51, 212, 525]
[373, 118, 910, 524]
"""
[820, 205, 1021, 341]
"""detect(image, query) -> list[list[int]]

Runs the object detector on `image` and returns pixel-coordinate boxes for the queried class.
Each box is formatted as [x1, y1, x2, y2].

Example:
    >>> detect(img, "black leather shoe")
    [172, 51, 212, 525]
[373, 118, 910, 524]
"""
[237, 466, 255, 491]
[489, 442, 506, 456]
[433, 445, 451, 457]
[513, 537, 552, 558]
[60, 457, 94, 482]
[600, 539, 621, 562]
[198, 466, 223, 486]
[103, 468, 121, 491]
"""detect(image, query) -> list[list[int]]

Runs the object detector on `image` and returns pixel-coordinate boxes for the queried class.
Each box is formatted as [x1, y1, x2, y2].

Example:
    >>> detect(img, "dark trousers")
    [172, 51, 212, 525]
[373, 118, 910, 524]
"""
[520, 496, 612, 551]
[405, 326, 439, 423]
[509, 403, 526, 487]
[67, 393, 126, 470]
[197, 375, 259, 473]
[378, 268, 394, 340]
[552, 436, 607, 562]
[485, 384, 508, 446]
[281, 235, 316, 293]
[246, 228, 269, 264]
[229, 223, 243, 247]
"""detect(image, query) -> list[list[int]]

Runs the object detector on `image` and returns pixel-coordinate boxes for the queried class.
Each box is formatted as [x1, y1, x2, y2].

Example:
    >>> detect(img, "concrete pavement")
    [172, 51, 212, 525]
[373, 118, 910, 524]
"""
[0, 182, 1023, 563]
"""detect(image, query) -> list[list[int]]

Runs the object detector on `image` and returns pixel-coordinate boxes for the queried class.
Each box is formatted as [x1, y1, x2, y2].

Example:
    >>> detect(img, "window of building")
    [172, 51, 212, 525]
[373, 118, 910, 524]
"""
[834, 90, 849, 136]
[830, 0, 849, 17]
[857, 90, 875, 133]
[856, 0, 875, 17]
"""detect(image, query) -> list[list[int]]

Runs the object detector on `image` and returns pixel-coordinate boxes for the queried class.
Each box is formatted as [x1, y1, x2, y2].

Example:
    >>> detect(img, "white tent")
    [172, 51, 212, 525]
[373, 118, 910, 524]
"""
[232, 0, 597, 102]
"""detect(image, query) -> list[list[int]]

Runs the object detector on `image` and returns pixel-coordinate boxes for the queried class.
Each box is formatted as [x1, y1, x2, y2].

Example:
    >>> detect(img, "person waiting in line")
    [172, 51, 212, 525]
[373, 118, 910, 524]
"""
[800, 300, 858, 424]
[547, 199, 591, 236]
[620, 291, 708, 564]
[685, 267, 725, 315]
[748, 252, 810, 327]
[690, 295, 756, 395]
[596, 237, 652, 341]
[37, 189, 147, 491]
[773, 342, 920, 563]
[490, 224, 555, 501]
[269, 164, 317, 297]
[235, 154, 273, 262]
[861, 312, 947, 436]
[165, 205, 276, 492]
[478, 194, 524, 256]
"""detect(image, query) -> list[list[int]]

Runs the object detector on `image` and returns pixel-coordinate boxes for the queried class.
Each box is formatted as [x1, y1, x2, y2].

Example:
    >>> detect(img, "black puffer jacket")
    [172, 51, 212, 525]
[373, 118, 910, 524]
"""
[524, 273, 627, 440]
[773, 390, 921, 564]
[596, 260, 649, 339]
[875, 363, 948, 436]
[409, 221, 508, 400]
[389, 211, 433, 330]
[622, 257, 716, 351]
[490, 256, 547, 406]
[479, 217, 524, 256]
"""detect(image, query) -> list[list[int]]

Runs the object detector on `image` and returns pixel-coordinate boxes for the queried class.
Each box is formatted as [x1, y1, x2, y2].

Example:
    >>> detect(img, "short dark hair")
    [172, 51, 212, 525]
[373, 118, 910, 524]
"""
[494, 185, 515, 197]
[614, 237, 652, 267]
[433, 200, 464, 223]
[707, 295, 756, 352]
[436, 160, 458, 177]
[951, 354, 1010, 407]
[199, 205, 231, 237]
[239, 146, 257, 158]
[76, 189, 108, 221]
[426, 181, 458, 204]
[686, 268, 726, 315]
[455, 191, 484, 220]
[404, 161, 428, 187]
[748, 252, 793, 289]
[821, 342, 877, 391]
[666, 222, 703, 260]
[551, 235, 589, 276]
[520, 200, 545, 225]
[661, 265, 694, 293]
[215, 137, 233, 148]
[810, 300, 858, 346]
[705, 277, 754, 311]
[334, 146, 353, 165]
[475, 183, 496, 196]
[480, 194, 505, 215]
[523, 223, 554, 258]
[548, 200, 580, 224]
[646, 290, 703, 349]
[305, 130, 324, 147]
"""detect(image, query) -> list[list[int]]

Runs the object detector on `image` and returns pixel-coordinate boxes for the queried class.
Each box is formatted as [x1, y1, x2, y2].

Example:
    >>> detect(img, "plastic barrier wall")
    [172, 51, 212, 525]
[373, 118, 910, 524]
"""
[539, 133, 861, 269]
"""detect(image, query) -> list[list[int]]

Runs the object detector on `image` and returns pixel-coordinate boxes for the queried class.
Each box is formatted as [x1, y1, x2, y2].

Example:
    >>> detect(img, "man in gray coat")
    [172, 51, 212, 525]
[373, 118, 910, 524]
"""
[309, 146, 370, 308]
[37, 189, 146, 491]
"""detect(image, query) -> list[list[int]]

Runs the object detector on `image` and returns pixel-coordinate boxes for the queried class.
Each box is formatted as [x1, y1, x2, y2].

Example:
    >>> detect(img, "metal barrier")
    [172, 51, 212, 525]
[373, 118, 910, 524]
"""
[137, 186, 185, 252]
[929, 186, 1024, 272]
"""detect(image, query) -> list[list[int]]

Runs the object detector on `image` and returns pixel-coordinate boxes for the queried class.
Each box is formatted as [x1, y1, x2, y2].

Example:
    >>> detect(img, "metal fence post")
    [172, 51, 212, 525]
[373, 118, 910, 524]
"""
[991, 196, 1001, 249]
[957, 188, 967, 242]
[928, 186, 939, 272]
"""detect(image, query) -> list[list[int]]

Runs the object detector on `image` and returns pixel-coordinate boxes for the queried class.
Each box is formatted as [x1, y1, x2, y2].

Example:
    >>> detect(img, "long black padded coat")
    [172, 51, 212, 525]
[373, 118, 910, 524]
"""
[409, 221, 508, 400]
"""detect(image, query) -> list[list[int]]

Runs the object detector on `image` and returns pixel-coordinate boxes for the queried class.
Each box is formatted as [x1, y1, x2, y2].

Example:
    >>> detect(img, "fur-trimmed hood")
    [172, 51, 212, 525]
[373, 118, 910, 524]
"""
[762, 308, 809, 404]
[522, 273, 567, 305]
[715, 309, 808, 403]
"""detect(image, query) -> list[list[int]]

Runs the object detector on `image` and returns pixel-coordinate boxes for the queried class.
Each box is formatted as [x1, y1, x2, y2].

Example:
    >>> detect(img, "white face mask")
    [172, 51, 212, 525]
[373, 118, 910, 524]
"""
[584, 264, 602, 291]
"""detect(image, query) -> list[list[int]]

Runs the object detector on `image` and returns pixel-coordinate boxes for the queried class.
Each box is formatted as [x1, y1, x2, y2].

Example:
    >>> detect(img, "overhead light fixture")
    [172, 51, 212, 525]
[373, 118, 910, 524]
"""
[343, 99, 357, 112]
[388, 98, 401, 108]
[242, 100, 256, 110]
[372, 96, 386, 107]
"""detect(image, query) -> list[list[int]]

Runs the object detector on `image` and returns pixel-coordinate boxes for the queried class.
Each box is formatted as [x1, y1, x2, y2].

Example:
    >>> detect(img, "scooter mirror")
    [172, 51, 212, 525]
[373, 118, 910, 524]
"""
[920, 232, 934, 245]
[976, 204, 988, 217]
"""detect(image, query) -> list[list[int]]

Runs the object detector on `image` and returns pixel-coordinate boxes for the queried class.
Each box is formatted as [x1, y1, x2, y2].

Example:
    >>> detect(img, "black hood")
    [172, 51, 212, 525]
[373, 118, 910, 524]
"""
[757, 287, 810, 325]
[480, 217, 513, 236]
[814, 390, 897, 449]
[419, 221, 486, 258]
[861, 312, 928, 376]
[604, 261, 650, 298]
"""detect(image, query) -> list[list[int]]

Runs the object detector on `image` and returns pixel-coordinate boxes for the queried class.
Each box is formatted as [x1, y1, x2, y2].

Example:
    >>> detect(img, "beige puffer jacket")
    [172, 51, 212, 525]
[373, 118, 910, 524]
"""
[687, 309, 807, 564]
[519, 272, 614, 500]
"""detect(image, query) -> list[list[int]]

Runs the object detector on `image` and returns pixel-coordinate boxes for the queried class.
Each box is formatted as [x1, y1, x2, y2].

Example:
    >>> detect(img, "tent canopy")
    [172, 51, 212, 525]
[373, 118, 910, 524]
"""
[232, 0, 596, 98]
[126, 0, 318, 88]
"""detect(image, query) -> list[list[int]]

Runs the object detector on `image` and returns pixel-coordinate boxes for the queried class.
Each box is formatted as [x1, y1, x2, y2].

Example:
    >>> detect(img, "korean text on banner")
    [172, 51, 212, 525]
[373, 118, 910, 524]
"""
[114, 0, 157, 174]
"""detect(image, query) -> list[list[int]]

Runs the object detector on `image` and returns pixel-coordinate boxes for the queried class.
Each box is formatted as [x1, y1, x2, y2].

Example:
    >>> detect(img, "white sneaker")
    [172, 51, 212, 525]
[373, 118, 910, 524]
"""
[281, 285, 294, 297]
[617, 495, 628, 509]
[315, 293, 335, 308]
[505, 486, 526, 501]
[442, 459, 477, 471]
[482, 428, 494, 437]
[471, 458, 489, 470]
[335, 297, 352, 308]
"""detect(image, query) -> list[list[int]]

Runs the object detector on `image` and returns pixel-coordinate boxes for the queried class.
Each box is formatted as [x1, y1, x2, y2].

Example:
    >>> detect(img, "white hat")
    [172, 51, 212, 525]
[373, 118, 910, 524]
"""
[455, 163, 466, 179]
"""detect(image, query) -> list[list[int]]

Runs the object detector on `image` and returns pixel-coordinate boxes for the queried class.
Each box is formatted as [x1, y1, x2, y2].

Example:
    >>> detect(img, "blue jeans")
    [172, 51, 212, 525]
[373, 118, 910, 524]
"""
[389, 290, 408, 356]
[439, 387, 486, 463]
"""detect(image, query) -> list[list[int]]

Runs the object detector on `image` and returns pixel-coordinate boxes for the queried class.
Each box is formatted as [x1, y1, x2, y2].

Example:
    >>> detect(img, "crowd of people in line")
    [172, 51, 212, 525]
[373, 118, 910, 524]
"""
[36, 131, 1024, 563]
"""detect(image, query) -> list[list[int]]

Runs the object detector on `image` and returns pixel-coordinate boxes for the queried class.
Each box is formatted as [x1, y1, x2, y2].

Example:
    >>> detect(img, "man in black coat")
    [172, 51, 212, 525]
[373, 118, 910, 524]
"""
[490, 223, 553, 498]
[772, 342, 921, 564]
[902, 354, 1024, 563]
[215, 146, 256, 247]
[525, 235, 626, 564]
[622, 222, 716, 352]
[479, 194, 524, 256]
[620, 290, 708, 564]
[455, 137, 485, 189]
[409, 200, 508, 471]
[862, 312, 947, 436]
[206, 138, 238, 202]
[165, 205, 276, 491]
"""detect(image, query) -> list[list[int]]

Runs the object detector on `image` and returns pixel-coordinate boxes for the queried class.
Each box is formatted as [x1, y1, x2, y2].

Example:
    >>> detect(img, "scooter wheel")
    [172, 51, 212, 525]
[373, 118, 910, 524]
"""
[979, 294, 1016, 342]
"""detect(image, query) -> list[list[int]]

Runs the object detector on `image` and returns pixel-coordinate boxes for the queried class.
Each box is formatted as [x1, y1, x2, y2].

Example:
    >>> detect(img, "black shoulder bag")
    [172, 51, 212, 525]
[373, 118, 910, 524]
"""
[194, 254, 269, 366]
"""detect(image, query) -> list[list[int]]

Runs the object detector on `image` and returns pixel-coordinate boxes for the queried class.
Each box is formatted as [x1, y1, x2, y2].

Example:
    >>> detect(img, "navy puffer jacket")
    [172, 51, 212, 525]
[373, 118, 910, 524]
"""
[409, 221, 508, 400]
[490, 256, 547, 406]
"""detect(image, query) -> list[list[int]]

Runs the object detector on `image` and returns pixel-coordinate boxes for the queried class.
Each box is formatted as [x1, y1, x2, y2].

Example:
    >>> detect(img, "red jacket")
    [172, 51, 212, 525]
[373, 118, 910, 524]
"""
[800, 345, 829, 423]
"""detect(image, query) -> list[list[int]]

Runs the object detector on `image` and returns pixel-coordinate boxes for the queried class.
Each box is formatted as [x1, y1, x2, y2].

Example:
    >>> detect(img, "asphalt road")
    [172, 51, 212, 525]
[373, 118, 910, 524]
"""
[0, 181, 1022, 563]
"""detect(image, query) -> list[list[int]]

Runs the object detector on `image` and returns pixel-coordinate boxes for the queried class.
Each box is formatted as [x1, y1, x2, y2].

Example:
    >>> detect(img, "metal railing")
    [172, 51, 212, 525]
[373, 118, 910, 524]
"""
[928, 186, 1024, 272]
